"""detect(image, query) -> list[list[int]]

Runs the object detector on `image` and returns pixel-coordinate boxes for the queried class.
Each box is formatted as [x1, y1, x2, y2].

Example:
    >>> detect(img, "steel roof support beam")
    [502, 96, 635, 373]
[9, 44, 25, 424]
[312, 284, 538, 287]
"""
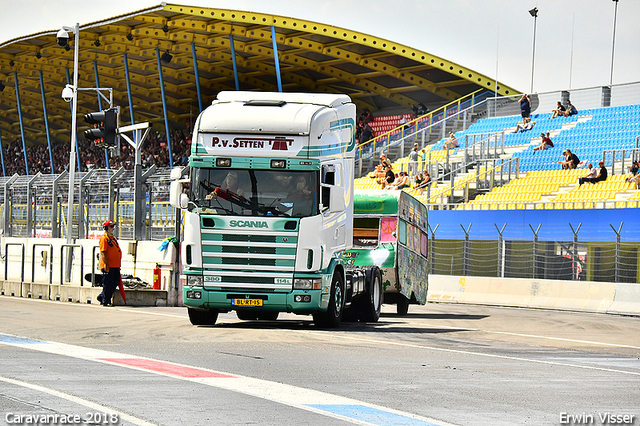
[0, 126, 5, 177]
[228, 36, 239, 92]
[191, 42, 204, 110]
[13, 73, 29, 176]
[270, 26, 282, 92]
[155, 48, 174, 169]
[38, 71, 55, 175]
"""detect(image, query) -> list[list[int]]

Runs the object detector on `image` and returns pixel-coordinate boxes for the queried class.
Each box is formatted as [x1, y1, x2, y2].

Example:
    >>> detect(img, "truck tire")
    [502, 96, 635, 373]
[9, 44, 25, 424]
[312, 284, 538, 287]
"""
[396, 295, 410, 316]
[188, 308, 219, 326]
[313, 272, 344, 328]
[361, 267, 383, 322]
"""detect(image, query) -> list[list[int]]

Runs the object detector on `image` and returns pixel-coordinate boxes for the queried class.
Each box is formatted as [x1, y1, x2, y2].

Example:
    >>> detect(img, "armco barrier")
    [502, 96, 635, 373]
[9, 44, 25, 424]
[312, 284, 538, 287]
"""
[0, 237, 178, 306]
[427, 275, 638, 316]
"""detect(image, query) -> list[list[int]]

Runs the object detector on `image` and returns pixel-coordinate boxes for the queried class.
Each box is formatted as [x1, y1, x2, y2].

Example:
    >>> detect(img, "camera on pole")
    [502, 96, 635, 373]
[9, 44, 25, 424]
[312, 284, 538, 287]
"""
[83, 107, 118, 148]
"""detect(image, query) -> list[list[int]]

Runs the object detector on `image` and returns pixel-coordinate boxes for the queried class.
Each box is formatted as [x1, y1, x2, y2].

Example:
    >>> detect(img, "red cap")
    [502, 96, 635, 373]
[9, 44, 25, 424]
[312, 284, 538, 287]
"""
[102, 220, 116, 228]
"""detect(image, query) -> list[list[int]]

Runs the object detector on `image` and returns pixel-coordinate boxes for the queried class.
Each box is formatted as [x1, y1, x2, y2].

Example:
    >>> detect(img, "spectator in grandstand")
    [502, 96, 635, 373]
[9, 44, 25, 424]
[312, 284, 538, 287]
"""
[581, 163, 598, 181]
[519, 94, 531, 119]
[399, 115, 409, 130]
[385, 171, 409, 190]
[361, 122, 373, 143]
[579, 161, 607, 185]
[409, 145, 419, 176]
[414, 171, 432, 194]
[550, 101, 566, 119]
[625, 161, 640, 188]
[533, 132, 554, 152]
[381, 165, 395, 189]
[513, 117, 536, 133]
[443, 132, 459, 150]
[379, 153, 391, 169]
[562, 100, 578, 117]
[373, 163, 386, 185]
[558, 149, 580, 170]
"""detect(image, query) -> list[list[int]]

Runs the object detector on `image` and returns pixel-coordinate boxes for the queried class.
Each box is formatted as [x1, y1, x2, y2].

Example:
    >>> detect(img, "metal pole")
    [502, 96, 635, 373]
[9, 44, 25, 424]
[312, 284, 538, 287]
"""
[93, 61, 109, 169]
[39, 71, 55, 174]
[0, 128, 5, 176]
[13, 73, 29, 176]
[569, 223, 582, 281]
[529, 224, 541, 279]
[530, 10, 538, 93]
[610, 222, 623, 283]
[156, 48, 174, 168]
[66, 23, 79, 244]
[460, 224, 472, 276]
[610, 0, 619, 85]
[228, 35, 240, 91]
[270, 26, 282, 92]
[191, 42, 204, 110]
[495, 224, 506, 278]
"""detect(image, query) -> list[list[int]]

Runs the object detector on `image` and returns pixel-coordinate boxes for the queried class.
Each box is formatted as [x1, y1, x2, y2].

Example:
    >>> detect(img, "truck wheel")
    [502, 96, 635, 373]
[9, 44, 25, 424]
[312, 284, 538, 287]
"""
[188, 308, 219, 326]
[236, 311, 258, 321]
[396, 295, 410, 316]
[313, 272, 344, 328]
[361, 267, 383, 322]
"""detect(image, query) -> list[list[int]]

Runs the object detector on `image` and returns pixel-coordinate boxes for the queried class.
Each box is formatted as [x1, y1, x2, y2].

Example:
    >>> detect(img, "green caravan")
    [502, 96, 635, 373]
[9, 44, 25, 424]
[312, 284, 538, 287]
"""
[345, 190, 429, 315]
[170, 92, 385, 327]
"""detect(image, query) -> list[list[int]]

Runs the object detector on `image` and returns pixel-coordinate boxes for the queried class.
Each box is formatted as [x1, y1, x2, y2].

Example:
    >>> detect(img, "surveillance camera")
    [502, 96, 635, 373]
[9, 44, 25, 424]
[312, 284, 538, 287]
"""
[61, 85, 73, 102]
[56, 28, 69, 47]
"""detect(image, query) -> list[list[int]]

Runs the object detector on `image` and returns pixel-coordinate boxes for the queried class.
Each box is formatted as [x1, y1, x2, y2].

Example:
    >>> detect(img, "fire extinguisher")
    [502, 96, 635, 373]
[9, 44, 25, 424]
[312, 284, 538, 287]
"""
[153, 264, 161, 290]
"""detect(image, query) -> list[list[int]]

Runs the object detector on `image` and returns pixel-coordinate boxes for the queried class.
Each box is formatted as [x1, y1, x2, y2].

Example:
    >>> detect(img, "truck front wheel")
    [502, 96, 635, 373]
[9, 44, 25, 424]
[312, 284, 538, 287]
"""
[313, 272, 344, 328]
[360, 267, 383, 322]
[188, 308, 219, 326]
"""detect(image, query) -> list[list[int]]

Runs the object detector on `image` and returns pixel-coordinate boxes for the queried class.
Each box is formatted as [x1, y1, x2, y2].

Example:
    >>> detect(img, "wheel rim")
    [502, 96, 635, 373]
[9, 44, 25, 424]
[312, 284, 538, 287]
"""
[334, 280, 343, 316]
[373, 275, 381, 310]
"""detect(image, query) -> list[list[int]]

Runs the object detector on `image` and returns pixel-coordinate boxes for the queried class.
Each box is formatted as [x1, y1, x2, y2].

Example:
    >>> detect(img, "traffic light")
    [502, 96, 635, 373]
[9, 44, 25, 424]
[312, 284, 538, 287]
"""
[83, 107, 117, 148]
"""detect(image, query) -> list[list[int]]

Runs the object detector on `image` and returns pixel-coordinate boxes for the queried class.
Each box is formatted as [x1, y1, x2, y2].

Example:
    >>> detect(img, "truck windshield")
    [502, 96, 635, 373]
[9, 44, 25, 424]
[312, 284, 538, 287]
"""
[191, 168, 318, 217]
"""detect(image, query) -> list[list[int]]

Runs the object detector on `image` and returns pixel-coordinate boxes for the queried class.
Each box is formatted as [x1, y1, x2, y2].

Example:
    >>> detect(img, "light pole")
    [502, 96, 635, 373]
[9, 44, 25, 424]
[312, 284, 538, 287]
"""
[58, 23, 79, 244]
[529, 7, 539, 94]
[610, 0, 619, 85]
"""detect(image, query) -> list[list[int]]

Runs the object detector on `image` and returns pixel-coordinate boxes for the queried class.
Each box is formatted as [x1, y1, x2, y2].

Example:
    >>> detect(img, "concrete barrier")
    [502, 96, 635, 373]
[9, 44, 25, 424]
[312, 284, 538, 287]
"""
[428, 274, 638, 317]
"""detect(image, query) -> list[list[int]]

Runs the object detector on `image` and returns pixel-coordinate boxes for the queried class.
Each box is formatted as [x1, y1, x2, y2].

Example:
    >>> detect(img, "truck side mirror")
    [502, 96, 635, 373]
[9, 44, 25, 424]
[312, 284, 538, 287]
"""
[329, 186, 346, 213]
[180, 193, 189, 209]
[169, 181, 183, 208]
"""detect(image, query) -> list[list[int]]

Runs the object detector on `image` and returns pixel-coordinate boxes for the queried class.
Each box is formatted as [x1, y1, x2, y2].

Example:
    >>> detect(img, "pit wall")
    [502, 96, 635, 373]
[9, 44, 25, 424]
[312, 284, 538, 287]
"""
[428, 274, 640, 316]
[0, 237, 179, 307]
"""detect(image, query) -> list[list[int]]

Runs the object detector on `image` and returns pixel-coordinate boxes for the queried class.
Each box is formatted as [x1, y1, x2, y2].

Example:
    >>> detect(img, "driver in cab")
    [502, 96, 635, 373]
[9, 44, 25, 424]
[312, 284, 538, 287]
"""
[206, 171, 245, 201]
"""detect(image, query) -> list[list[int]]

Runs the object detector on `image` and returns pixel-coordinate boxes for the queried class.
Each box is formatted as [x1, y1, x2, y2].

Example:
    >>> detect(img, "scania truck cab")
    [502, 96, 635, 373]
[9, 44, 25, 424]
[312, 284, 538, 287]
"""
[170, 91, 384, 327]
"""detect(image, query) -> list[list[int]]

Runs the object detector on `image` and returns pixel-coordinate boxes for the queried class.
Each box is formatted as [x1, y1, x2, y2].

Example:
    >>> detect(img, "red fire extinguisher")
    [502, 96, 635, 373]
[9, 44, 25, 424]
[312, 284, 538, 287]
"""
[153, 264, 161, 290]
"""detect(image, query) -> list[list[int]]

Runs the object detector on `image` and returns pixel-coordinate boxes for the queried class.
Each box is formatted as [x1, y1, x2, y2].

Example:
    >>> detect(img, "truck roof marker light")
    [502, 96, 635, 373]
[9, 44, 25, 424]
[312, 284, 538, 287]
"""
[216, 158, 231, 167]
[271, 159, 286, 168]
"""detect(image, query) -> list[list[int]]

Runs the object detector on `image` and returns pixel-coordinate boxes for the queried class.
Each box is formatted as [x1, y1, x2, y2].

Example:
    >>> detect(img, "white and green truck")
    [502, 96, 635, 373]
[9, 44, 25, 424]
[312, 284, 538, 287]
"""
[170, 91, 428, 326]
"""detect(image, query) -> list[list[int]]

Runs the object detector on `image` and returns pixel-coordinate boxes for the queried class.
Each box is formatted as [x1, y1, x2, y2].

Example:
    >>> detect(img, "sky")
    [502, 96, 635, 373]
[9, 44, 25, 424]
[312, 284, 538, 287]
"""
[1, 0, 639, 95]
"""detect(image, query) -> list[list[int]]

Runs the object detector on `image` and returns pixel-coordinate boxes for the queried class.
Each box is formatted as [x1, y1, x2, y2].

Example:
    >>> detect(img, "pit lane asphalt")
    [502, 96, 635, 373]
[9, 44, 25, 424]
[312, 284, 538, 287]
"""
[0, 296, 638, 426]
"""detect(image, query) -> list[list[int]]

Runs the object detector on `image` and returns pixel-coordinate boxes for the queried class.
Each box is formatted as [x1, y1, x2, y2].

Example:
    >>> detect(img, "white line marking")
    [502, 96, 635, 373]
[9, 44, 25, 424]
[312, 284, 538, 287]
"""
[0, 334, 458, 426]
[287, 330, 640, 376]
[0, 376, 158, 426]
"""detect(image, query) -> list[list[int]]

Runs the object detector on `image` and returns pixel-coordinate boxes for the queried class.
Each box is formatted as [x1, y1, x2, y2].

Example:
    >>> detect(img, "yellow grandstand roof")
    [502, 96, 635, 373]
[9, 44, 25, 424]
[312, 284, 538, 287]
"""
[0, 3, 517, 146]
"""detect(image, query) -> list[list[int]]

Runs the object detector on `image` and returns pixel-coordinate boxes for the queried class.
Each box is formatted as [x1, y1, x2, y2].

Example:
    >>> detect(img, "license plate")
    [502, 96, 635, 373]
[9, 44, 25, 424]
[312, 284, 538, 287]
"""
[232, 299, 263, 307]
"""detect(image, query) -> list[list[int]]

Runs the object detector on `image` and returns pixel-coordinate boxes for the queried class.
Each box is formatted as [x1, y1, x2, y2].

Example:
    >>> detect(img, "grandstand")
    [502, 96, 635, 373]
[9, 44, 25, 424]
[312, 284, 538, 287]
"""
[356, 98, 640, 211]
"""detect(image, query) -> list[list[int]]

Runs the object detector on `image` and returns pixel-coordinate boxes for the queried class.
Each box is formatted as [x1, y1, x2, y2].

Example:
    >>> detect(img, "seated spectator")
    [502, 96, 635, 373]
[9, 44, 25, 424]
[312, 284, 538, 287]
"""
[550, 101, 566, 119]
[579, 161, 607, 185]
[385, 171, 409, 190]
[558, 149, 580, 170]
[381, 165, 395, 189]
[533, 132, 554, 152]
[443, 132, 459, 150]
[562, 100, 578, 117]
[373, 164, 387, 185]
[513, 117, 536, 133]
[414, 171, 432, 194]
[581, 163, 598, 181]
[624, 161, 639, 183]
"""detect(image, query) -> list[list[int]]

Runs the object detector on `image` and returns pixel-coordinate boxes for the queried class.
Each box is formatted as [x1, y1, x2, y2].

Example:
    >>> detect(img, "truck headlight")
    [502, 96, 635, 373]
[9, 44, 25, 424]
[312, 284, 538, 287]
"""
[293, 278, 322, 290]
[187, 276, 204, 287]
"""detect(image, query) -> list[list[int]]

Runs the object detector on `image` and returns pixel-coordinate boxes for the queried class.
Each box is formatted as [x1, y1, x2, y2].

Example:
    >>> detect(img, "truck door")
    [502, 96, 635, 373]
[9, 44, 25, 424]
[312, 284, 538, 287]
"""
[321, 163, 347, 253]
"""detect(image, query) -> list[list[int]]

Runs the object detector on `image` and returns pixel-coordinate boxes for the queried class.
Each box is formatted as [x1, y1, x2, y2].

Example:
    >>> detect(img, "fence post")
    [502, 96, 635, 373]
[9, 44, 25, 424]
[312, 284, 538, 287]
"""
[529, 224, 542, 279]
[610, 222, 623, 283]
[428, 224, 439, 275]
[460, 223, 472, 276]
[569, 223, 582, 281]
[494, 223, 507, 278]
